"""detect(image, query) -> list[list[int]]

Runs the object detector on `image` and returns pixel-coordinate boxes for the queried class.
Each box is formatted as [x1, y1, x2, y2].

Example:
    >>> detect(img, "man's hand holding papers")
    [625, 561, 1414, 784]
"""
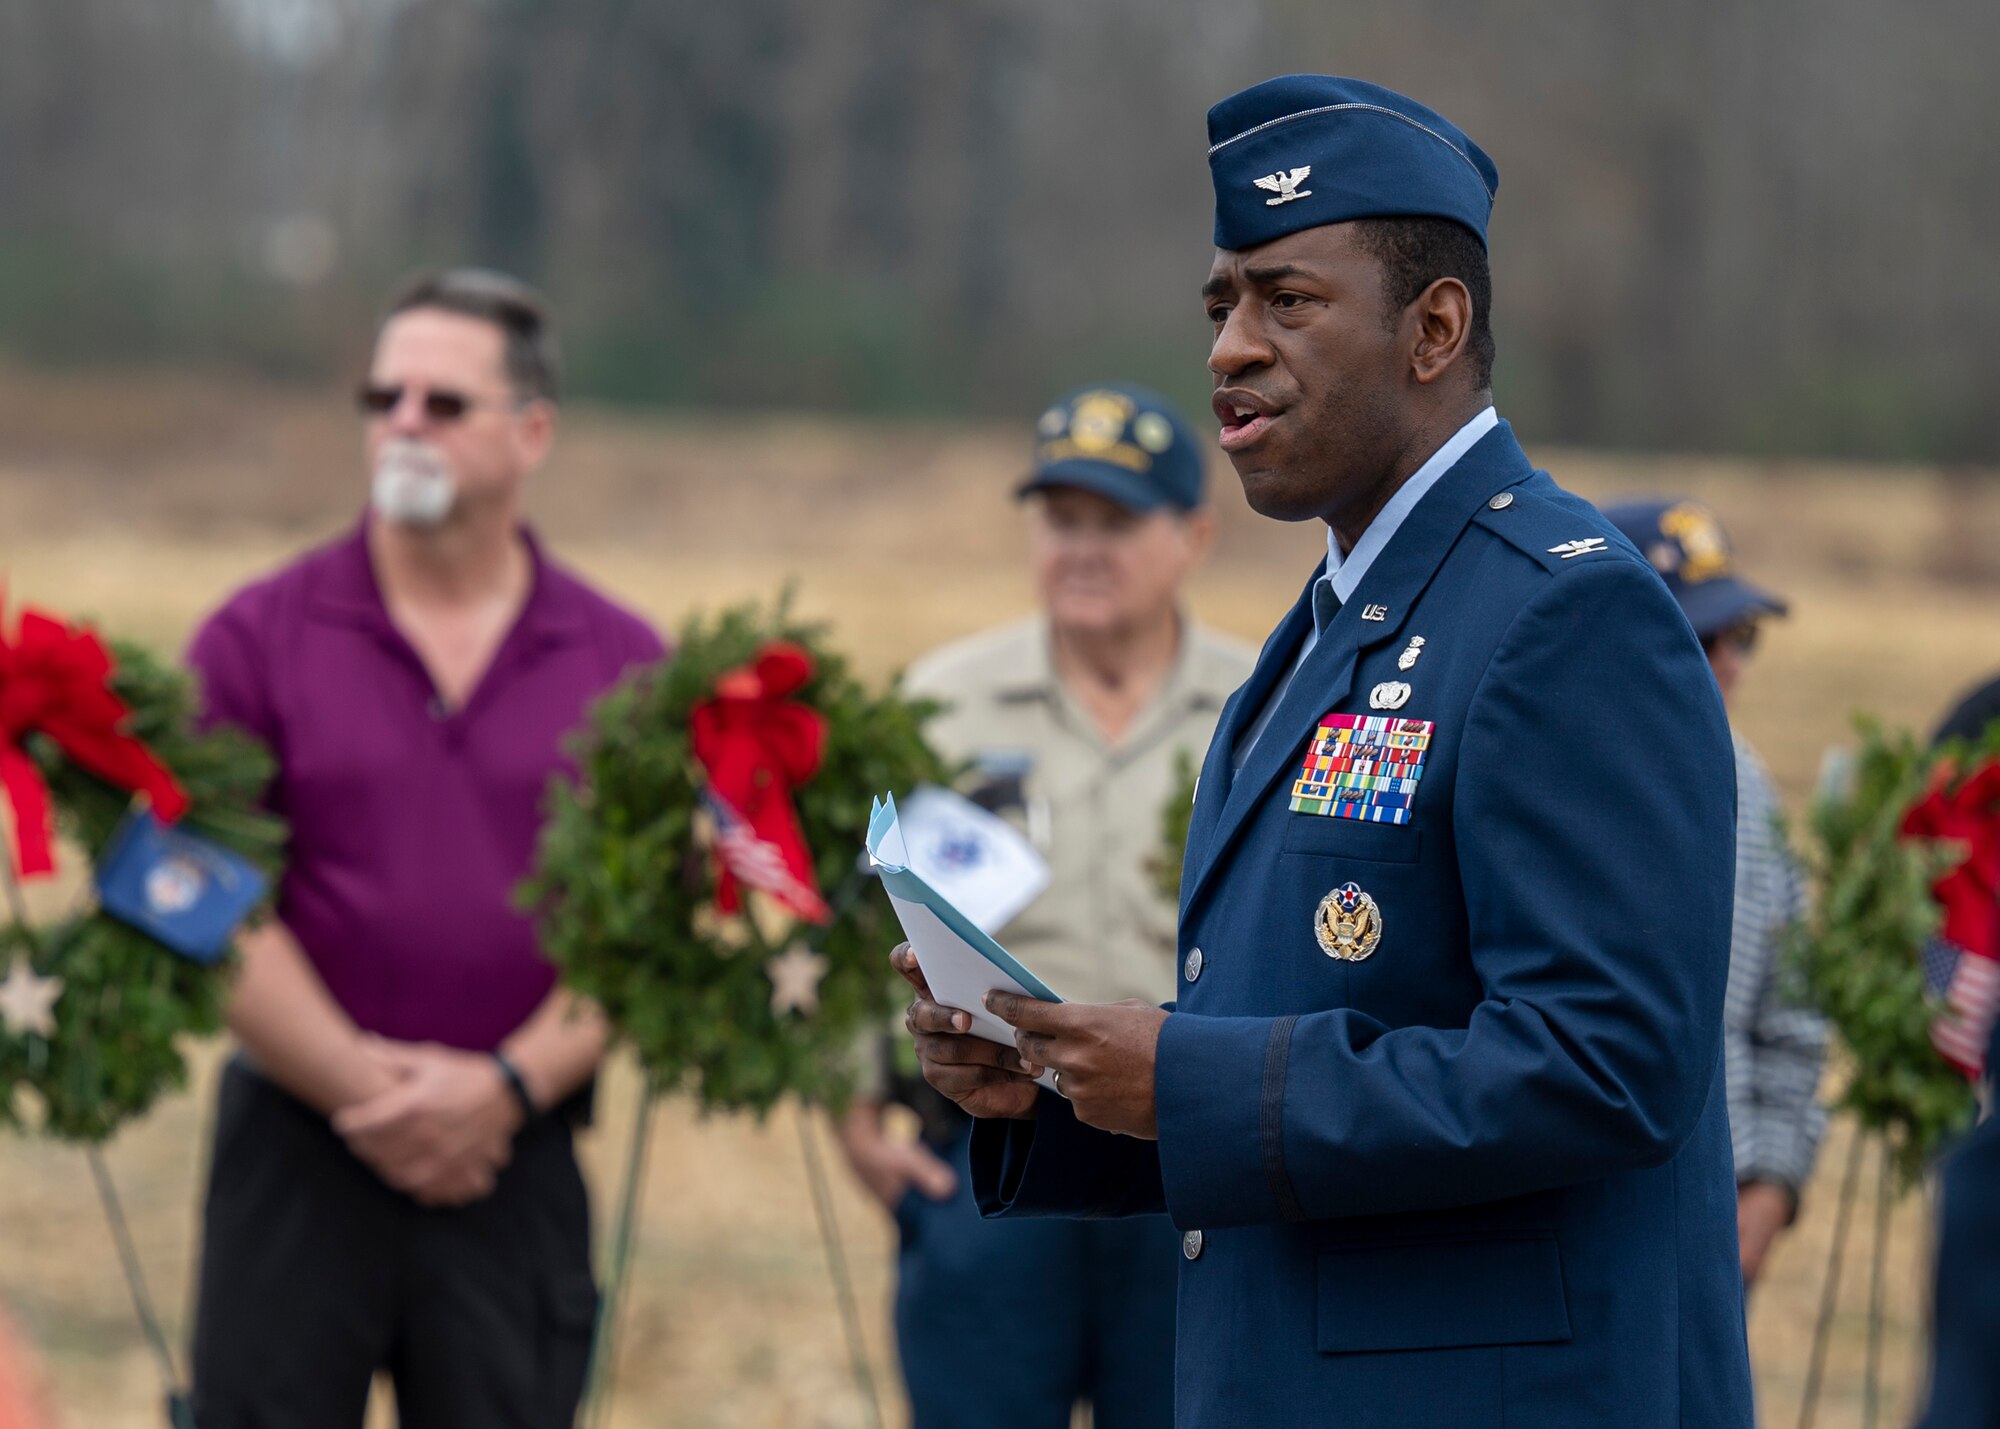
[892, 944, 1042, 1120]
[894, 945, 1168, 1139]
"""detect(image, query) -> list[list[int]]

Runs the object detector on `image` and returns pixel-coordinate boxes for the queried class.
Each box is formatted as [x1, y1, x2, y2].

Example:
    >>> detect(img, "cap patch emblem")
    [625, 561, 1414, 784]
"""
[1659, 502, 1732, 583]
[1133, 412, 1174, 453]
[1067, 391, 1135, 454]
[1254, 166, 1313, 206]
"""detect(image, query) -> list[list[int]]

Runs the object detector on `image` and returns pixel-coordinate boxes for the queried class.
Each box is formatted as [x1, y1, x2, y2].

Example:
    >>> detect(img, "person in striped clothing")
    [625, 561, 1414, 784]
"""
[1605, 500, 1829, 1287]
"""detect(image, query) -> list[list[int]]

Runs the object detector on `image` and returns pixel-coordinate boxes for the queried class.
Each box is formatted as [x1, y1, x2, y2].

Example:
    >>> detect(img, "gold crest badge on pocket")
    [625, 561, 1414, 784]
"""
[1315, 882, 1382, 962]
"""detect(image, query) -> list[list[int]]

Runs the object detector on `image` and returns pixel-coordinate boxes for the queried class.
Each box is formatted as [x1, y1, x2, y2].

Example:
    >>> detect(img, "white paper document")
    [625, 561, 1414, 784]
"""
[890, 784, 1050, 935]
[867, 792, 1064, 1092]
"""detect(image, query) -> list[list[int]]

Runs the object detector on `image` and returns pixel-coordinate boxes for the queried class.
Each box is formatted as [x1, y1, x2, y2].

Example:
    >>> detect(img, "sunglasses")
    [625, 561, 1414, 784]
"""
[1702, 621, 1760, 656]
[355, 383, 511, 422]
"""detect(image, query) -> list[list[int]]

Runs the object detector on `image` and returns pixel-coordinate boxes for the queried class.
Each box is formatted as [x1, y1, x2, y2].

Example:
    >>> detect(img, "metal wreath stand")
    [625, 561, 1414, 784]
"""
[1, 858, 199, 1429]
[578, 870, 889, 1429]
[1790, 1124, 1933, 1429]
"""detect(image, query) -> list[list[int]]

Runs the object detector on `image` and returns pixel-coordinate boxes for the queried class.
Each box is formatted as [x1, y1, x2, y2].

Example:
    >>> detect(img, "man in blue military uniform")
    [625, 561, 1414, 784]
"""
[896, 75, 1754, 1427]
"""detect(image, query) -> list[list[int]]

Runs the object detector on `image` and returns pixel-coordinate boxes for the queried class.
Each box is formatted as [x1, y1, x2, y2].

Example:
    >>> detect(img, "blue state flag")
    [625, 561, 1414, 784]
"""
[95, 809, 268, 964]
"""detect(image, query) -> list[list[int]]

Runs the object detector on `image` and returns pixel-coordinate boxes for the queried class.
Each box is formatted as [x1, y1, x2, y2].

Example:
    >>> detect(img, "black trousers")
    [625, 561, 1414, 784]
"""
[190, 1059, 598, 1429]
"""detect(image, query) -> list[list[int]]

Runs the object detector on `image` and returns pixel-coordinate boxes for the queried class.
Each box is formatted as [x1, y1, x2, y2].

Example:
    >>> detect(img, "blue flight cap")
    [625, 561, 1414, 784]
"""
[1207, 75, 1499, 251]
[1602, 499, 1788, 641]
[1017, 384, 1206, 512]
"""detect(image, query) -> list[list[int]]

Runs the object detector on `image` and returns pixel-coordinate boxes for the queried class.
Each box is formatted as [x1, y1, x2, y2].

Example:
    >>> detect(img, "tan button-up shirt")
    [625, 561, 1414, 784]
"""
[904, 616, 1255, 1006]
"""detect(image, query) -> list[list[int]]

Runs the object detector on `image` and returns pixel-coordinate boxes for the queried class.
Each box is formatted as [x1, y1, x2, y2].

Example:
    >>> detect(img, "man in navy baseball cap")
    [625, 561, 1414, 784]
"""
[1605, 497, 1788, 650]
[1018, 383, 1207, 512]
[840, 379, 1248, 1427]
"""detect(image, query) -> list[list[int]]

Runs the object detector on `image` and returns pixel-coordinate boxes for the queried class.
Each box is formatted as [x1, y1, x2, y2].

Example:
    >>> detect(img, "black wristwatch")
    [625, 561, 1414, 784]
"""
[492, 1051, 539, 1120]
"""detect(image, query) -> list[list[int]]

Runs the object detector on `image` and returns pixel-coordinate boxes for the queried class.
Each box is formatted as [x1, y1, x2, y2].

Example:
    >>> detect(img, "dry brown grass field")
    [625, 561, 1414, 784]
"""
[1, 367, 1997, 1427]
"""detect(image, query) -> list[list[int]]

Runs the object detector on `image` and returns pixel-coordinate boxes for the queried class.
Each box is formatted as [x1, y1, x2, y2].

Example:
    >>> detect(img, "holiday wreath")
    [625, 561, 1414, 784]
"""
[0, 604, 285, 1143]
[1791, 715, 2000, 1186]
[522, 598, 949, 1116]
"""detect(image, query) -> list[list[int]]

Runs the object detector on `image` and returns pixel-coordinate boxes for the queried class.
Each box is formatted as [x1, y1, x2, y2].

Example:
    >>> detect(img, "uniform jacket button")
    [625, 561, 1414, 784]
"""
[1488, 491, 1515, 510]
[1182, 1229, 1205, 1261]
[1183, 946, 1204, 983]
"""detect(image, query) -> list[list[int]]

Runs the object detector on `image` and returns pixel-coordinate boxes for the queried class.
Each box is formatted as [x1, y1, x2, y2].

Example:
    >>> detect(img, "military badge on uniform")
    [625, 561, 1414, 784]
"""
[1254, 166, 1313, 206]
[1314, 882, 1381, 961]
[1397, 637, 1425, 671]
[1548, 538, 1608, 560]
[1368, 681, 1411, 711]
[1289, 713, 1432, 823]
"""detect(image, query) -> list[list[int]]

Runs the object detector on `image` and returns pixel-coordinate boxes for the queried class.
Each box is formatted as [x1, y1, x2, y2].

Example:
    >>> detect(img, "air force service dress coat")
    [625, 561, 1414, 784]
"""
[971, 422, 1756, 1427]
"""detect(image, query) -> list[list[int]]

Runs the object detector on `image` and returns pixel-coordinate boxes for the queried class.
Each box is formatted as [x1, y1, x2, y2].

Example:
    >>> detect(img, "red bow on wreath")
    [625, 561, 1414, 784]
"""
[0, 602, 190, 880]
[1902, 759, 2000, 1075]
[690, 641, 832, 924]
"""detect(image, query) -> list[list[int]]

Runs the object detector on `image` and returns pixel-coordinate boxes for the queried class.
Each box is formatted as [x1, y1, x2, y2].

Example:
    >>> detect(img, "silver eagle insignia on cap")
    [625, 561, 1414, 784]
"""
[1253, 166, 1313, 206]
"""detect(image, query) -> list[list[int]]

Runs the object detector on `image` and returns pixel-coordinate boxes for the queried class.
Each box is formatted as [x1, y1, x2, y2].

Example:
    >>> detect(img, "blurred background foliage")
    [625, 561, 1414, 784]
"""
[2, 0, 1998, 462]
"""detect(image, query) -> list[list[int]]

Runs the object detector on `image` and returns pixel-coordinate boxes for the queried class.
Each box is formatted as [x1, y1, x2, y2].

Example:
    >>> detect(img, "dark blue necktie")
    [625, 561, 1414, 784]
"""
[1312, 579, 1341, 641]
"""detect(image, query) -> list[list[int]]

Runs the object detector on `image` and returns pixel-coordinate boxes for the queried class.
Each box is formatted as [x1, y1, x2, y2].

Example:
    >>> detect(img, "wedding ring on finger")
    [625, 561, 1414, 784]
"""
[1052, 1069, 1068, 1098]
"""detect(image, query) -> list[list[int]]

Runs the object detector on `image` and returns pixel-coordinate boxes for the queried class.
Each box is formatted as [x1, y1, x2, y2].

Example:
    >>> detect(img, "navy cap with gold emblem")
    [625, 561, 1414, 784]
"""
[1207, 75, 1499, 252]
[1602, 498, 1787, 640]
[1018, 383, 1205, 512]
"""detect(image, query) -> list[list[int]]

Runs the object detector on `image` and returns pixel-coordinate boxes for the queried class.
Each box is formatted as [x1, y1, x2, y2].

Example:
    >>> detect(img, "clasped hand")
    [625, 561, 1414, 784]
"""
[333, 1038, 523, 1207]
[893, 944, 1168, 1139]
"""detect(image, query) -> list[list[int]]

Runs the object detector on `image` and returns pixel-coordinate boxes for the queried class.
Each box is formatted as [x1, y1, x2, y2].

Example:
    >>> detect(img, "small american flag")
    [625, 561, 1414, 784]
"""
[1901, 757, 2000, 1079]
[1932, 942, 2000, 1076]
[702, 789, 831, 922]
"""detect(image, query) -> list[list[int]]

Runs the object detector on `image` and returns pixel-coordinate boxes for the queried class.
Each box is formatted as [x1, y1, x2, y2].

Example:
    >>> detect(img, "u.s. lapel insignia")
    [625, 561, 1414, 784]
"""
[1397, 637, 1425, 671]
[1368, 681, 1411, 711]
[1361, 603, 1389, 622]
[1315, 882, 1382, 962]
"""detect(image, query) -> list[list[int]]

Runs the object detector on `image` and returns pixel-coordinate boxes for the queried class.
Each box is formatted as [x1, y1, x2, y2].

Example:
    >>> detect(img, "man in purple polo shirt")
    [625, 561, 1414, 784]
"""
[185, 269, 664, 1429]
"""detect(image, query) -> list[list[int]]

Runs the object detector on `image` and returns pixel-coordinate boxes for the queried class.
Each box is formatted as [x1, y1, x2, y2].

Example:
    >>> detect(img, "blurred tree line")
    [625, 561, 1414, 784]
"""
[1, 0, 1996, 462]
